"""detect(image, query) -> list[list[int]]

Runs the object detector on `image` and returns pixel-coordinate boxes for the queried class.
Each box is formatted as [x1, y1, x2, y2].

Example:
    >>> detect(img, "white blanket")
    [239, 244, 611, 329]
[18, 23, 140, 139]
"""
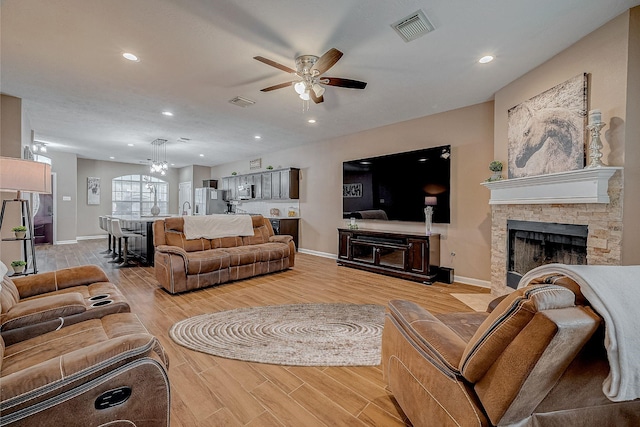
[183, 214, 254, 240]
[518, 263, 640, 402]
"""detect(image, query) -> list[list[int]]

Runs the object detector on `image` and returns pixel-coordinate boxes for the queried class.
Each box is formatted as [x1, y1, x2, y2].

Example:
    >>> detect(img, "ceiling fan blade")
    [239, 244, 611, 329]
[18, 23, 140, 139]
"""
[254, 56, 296, 74]
[322, 77, 367, 89]
[310, 90, 324, 104]
[260, 82, 295, 92]
[311, 48, 343, 74]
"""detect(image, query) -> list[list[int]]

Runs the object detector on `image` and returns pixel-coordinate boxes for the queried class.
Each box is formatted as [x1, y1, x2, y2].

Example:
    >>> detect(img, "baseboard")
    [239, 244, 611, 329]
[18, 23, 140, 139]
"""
[298, 248, 337, 259]
[454, 275, 491, 288]
[77, 234, 107, 241]
[55, 240, 78, 245]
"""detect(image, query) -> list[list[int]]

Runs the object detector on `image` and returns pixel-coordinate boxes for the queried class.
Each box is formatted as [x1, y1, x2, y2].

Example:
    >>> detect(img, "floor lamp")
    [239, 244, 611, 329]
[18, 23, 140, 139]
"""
[0, 156, 52, 275]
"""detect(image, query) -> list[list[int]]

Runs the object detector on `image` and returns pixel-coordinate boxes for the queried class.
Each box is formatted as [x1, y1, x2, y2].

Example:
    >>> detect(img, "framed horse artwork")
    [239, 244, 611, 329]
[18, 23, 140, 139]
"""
[507, 73, 587, 178]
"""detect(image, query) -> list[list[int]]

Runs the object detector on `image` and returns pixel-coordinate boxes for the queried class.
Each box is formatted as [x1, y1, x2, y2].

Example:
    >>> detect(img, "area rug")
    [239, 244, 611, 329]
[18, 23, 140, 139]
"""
[169, 303, 385, 366]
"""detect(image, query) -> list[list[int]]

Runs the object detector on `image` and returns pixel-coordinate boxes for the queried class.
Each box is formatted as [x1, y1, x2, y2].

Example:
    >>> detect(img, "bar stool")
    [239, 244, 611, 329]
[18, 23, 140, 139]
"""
[110, 219, 140, 267]
[99, 216, 111, 254]
[104, 218, 120, 261]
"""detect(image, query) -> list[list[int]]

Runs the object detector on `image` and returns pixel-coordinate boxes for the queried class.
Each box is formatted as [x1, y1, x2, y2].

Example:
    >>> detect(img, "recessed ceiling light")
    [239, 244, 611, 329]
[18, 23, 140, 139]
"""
[254, 135, 261, 139]
[122, 52, 139, 62]
[479, 55, 494, 64]
[109, 156, 115, 160]
[307, 119, 316, 124]
[199, 154, 204, 157]
[162, 111, 173, 116]
[127, 143, 134, 147]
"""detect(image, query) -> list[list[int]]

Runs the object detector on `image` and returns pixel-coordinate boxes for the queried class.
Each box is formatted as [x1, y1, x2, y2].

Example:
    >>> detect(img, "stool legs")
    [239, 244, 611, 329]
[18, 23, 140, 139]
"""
[117, 236, 137, 268]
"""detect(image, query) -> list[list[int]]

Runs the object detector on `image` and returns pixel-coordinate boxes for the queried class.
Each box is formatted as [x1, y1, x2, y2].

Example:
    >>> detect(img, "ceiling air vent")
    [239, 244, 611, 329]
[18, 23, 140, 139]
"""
[229, 96, 256, 108]
[391, 10, 435, 42]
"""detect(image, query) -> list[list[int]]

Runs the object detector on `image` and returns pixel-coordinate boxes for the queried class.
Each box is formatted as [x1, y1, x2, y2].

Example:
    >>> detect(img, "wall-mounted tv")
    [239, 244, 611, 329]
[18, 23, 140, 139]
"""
[343, 145, 451, 223]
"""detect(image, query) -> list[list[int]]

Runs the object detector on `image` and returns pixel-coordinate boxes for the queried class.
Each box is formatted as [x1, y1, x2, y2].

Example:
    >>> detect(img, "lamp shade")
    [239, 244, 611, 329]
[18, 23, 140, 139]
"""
[0, 157, 52, 194]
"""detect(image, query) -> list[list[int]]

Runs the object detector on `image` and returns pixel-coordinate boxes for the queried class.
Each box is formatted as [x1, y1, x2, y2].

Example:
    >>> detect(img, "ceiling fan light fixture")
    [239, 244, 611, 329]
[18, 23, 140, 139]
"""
[294, 81, 306, 95]
[299, 91, 311, 101]
[312, 84, 325, 97]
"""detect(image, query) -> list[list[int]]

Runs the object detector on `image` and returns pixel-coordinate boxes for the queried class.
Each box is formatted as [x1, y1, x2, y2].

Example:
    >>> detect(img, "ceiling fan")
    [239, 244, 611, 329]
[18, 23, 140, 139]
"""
[254, 48, 367, 104]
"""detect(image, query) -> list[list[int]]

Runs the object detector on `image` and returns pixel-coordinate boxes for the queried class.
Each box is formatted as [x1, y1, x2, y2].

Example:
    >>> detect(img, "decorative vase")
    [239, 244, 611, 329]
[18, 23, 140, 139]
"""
[14, 231, 26, 239]
[424, 206, 433, 236]
[12, 265, 25, 274]
[151, 192, 160, 216]
[490, 171, 503, 181]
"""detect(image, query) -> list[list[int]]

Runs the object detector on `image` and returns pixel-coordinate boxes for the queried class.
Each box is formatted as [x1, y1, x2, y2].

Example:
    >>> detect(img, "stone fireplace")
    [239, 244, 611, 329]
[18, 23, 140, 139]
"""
[483, 167, 623, 295]
[506, 220, 588, 289]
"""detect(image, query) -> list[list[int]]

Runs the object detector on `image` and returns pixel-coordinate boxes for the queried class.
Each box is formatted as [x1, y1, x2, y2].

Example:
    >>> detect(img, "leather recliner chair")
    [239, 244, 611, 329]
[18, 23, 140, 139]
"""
[382, 276, 640, 426]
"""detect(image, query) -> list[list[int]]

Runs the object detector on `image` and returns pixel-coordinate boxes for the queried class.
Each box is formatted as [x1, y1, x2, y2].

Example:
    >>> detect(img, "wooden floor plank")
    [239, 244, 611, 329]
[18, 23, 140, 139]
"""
[33, 239, 489, 426]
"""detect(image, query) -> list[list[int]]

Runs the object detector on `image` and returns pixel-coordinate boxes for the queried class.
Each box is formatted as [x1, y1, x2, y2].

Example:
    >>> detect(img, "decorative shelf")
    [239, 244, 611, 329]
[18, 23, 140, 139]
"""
[481, 167, 622, 205]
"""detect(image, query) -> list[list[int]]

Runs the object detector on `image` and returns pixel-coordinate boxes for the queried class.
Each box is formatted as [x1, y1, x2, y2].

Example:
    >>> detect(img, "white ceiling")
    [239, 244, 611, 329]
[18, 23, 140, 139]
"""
[2, 0, 639, 169]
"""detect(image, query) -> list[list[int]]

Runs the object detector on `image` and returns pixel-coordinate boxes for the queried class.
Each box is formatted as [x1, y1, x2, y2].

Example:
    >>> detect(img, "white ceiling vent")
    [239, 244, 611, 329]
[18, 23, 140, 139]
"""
[229, 96, 256, 107]
[391, 10, 435, 42]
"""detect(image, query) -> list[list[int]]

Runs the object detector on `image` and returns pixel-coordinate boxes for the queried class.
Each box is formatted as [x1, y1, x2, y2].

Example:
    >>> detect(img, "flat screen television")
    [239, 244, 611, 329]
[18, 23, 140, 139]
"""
[343, 145, 451, 223]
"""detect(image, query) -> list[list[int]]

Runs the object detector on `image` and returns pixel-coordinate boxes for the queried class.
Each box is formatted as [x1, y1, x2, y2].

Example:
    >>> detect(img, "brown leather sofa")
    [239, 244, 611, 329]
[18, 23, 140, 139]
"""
[1, 312, 170, 426]
[153, 215, 295, 294]
[1, 265, 129, 345]
[382, 276, 640, 426]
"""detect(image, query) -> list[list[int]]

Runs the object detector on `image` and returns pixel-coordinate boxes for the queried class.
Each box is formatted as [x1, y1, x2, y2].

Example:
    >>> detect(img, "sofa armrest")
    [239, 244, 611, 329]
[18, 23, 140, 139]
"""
[0, 333, 162, 405]
[387, 299, 467, 373]
[155, 244, 188, 258]
[1, 293, 86, 331]
[269, 235, 293, 244]
[12, 265, 110, 298]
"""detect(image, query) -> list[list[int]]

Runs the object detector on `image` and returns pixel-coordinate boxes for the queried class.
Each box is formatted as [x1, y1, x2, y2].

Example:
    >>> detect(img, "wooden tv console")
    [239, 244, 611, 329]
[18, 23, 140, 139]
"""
[337, 228, 440, 284]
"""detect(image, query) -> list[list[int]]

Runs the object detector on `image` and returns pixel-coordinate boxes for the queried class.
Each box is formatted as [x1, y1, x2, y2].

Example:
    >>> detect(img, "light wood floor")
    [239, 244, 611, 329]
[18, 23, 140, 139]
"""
[35, 240, 489, 427]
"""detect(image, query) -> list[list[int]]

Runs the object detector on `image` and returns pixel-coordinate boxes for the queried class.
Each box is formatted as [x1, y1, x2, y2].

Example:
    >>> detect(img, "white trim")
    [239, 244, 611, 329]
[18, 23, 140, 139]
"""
[454, 275, 491, 288]
[481, 167, 622, 204]
[77, 234, 107, 241]
[55, 240, 78, 245]
[298, 248, 337, 259]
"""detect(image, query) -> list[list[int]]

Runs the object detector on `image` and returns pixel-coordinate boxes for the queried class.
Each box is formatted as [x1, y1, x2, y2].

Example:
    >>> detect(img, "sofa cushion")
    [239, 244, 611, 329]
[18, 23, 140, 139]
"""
[242, 225, 271, 246]
[1, 292, 86, 331]
[1, 277, 21, 314]
[185, 249, 230, 275]
[222, 246, 262, 266]
[256, 242, 291, 261]
[460, 284, 576, 382]
[211, 236, 244, 249]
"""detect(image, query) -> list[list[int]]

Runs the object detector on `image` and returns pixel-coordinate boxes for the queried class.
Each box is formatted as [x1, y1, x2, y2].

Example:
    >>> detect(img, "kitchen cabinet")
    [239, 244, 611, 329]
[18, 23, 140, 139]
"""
[221, 168, 299, 201]
[269, 218, 299, 249]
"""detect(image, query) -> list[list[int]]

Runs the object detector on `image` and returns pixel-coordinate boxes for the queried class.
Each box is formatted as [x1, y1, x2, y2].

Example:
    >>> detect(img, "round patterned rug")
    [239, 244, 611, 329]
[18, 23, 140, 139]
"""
[169, 303, 386, 366]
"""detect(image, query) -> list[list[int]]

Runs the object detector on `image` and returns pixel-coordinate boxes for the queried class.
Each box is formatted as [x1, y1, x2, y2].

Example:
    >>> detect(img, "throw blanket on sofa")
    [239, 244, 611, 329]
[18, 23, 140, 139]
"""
[183, 215, 255, 240]
[518, 263, 640, 402]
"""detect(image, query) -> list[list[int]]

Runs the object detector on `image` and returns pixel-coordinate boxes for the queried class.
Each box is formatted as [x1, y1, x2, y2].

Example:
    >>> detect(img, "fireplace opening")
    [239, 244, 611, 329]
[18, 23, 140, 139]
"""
[506, 220, 588, 289]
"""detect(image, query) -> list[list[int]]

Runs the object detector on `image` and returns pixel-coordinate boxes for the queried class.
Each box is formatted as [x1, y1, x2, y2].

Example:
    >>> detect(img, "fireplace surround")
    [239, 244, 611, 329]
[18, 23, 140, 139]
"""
[483, 167, 623, 295]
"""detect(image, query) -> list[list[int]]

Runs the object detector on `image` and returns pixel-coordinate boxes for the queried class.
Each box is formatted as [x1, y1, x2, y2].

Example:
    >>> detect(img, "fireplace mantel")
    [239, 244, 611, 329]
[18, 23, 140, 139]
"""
[481, 167, 622, 205]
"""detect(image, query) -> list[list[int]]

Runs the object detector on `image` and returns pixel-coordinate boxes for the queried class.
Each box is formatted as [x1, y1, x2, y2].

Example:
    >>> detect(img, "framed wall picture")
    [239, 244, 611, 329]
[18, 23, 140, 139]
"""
[343, 183, 363, 198]
[87, 177, 100, 205]
[507, 73, 587, 178]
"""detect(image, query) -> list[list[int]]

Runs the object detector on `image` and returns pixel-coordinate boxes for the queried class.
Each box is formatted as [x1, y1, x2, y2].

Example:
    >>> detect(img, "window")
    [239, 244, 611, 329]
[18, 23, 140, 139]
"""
[111, 175, 168, 218]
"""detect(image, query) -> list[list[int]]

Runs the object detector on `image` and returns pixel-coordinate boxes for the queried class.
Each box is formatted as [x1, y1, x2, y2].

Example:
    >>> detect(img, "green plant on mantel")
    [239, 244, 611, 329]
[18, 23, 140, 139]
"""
[11, 260, 27, 267]
[11, 225, 27, 232]
[231, 172, 237, 176]
[489, 160, 503, 172]
[266, 165, 274, 170]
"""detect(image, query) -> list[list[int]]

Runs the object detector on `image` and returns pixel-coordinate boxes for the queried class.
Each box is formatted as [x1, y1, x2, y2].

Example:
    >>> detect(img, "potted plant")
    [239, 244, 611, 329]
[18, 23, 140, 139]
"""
[11, 225, 27, 239]
[266, 165, 274, 170]
[487, 160, 504, 181]
[10, 260, 27, 274]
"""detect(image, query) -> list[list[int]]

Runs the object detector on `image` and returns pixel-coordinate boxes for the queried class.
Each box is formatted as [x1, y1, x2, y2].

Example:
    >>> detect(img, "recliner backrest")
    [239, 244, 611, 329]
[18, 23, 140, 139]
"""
[1, 277, 21, 314]
[460, 284, 576, 382]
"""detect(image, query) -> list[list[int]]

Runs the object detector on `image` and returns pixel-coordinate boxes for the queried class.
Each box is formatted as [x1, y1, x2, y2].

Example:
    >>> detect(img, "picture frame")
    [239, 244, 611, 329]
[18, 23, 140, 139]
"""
[507, 73, 587, 178]
[87, 177, 100, 205]
[249, 158, 262, 170]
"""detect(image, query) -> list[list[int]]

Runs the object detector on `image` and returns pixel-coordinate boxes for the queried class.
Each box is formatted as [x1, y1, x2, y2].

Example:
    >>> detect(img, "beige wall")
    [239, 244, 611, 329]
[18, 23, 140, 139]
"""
[494, 9, 640, 264]
[75, 158, 180, 237]
[622, 7, 640, 264]
[1, 95, 28, 265]
[211, 101, 495, 283]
